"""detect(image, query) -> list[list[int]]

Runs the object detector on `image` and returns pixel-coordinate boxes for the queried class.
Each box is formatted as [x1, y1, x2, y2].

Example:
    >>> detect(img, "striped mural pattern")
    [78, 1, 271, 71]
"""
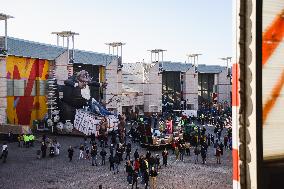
[262, 1, 284, 160]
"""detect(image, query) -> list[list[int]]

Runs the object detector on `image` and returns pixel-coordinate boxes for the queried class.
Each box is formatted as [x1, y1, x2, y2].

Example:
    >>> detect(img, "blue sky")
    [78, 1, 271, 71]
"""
[1, 0, 232, 65]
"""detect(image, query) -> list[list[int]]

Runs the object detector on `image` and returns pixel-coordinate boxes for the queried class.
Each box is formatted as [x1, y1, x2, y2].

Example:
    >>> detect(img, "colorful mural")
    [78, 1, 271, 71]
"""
[6, 56, 49, 126]
[262, 2, 284, 160]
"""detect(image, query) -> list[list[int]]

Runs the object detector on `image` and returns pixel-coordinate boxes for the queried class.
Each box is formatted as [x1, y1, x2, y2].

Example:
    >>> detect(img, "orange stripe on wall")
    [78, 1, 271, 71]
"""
[263, 70, 284, 124]
[232, 63, 239, 106]
[233, 148, 239, 181]
[262, 11, 284, 65]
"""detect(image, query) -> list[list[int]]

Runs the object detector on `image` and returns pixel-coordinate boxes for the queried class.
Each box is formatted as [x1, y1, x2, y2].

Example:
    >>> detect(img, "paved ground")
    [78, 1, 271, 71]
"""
[0, 125, 232, 189]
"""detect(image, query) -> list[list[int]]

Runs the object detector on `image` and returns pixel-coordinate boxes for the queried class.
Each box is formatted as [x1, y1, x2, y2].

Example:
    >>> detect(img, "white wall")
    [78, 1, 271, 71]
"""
[54, 51, 69, 85]
[217, 68, 231, 103]
[183, 66, 198, 110]
[143, 63, 162, 113]
[0, 57, 7, 124]
[105, 58, 122, 114]
[121, 63, 144, 107]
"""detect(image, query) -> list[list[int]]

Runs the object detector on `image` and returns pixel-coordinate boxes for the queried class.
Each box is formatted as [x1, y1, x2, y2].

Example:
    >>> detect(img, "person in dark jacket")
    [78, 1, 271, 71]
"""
[155, 155, 160, 172]
[134, 149, 139, 160]
[132, 171, 138, 189]
[126, 160, 133, 185]
[149, 156, 155, 172]
[109, 155, 115, 171]
[100, 148, 107, 165]
[114, 153, 120, 174]
[91, 144, 98, 166]
[194, 146, 200, 164]
[109, 143, 114, 156]
[201, 145, 207, 164]
[219, 142, 224, 155]
[179, 144, 185, 161]
[140, 157, 147, 184]
[162, 149, 168, 167]
[144, 170, 149, 189]
[146, 151, 151, 161]
[41, 142, 47, 158]
[125, 142, 132, 160]
[68, 146, 74, 162]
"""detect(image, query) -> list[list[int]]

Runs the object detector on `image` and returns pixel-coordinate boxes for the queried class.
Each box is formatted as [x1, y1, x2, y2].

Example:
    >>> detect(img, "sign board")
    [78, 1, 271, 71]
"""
[74, 109, 118, 136]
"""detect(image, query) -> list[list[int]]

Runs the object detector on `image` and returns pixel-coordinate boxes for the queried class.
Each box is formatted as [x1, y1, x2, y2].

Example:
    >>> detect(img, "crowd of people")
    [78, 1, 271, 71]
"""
[64, 134, 162, 189]
[0, 101, 232, 188]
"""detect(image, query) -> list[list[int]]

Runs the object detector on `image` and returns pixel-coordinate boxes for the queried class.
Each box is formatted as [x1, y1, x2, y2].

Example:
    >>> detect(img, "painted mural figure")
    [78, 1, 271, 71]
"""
[61, 70, 110, 123]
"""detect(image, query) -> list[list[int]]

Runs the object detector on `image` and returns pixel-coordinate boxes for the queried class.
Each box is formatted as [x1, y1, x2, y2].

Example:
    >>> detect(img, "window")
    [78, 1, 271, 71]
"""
[6, 79, 46, 96]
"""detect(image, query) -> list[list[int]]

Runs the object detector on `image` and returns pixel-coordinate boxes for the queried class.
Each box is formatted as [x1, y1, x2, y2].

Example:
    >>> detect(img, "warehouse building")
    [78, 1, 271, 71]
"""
[0, 37, 121, 126]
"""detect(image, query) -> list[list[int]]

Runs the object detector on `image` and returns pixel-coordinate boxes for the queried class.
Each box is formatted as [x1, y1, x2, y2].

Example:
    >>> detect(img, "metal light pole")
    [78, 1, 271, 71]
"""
[219, 57, 232, 103]
[0, 13, 14, 53]
[105, 42, 126, 65]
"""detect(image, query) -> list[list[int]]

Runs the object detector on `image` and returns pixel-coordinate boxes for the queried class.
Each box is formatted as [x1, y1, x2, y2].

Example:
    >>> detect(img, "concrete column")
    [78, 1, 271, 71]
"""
[0, 57, 7, 124]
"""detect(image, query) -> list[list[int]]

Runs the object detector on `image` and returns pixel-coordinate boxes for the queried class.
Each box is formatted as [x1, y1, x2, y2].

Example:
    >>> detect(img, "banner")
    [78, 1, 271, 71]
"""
[74, 109, 119, 136]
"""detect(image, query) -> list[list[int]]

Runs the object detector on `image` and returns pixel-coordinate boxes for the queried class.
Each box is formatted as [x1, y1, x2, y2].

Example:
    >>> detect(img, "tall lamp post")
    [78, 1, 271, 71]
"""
[0, 13, 14, 55]
[219, 57, 232, 104]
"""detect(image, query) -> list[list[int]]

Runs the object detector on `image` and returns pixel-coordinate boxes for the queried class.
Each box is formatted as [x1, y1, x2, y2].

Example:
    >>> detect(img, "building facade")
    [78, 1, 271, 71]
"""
[0, 37, 121, 126]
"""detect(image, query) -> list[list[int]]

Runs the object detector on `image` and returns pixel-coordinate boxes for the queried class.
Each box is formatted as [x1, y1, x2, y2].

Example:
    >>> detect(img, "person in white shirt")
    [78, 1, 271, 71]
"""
[0, 143, 8, 161]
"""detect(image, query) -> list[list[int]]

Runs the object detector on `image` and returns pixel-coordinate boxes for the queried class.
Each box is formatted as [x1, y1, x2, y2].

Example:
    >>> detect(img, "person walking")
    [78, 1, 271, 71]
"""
[126, 160, 133, 185]
[171, 140, 176, 154]
[194, 145, 200, 164]
[134, 158, 140, 177]
[144, 170, 149, 189]
[148, 156, 155, 172]
[110, 143, 114, 157]
[49, 142, 55, 157]
[185, 142, 190, 156]
[219, 142, 224, 155]
[162, 149, 168, 167]
[114, 153, 120, 174]
[125, 142, 131, 160]
[201, 145, 207, 164]
[100, 148, 107, 165]
[91, 144, 98, 166]
[55, 140, 60, 156]
[17, 134, 22, 147]
[175, 146, 179, 161]
[155, 155, 160, 172]
[41, 142, 47, 158]
[146, 151, 151, 162]
[216, 145, 222, 164]
[132, 170, 138, 189]
[140, 157, 147, 185]
[85, 145, 90, 160]
[134, 149, 139, 160]
[179, 144, 185, 161]
[79, 145, 84, 160]
[68, 146, 74, 162]
[149, 167, 158, 189]
[109, 155, 115, 171]
[224, 136, 228, 150]
[0, 143, 8, 163]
